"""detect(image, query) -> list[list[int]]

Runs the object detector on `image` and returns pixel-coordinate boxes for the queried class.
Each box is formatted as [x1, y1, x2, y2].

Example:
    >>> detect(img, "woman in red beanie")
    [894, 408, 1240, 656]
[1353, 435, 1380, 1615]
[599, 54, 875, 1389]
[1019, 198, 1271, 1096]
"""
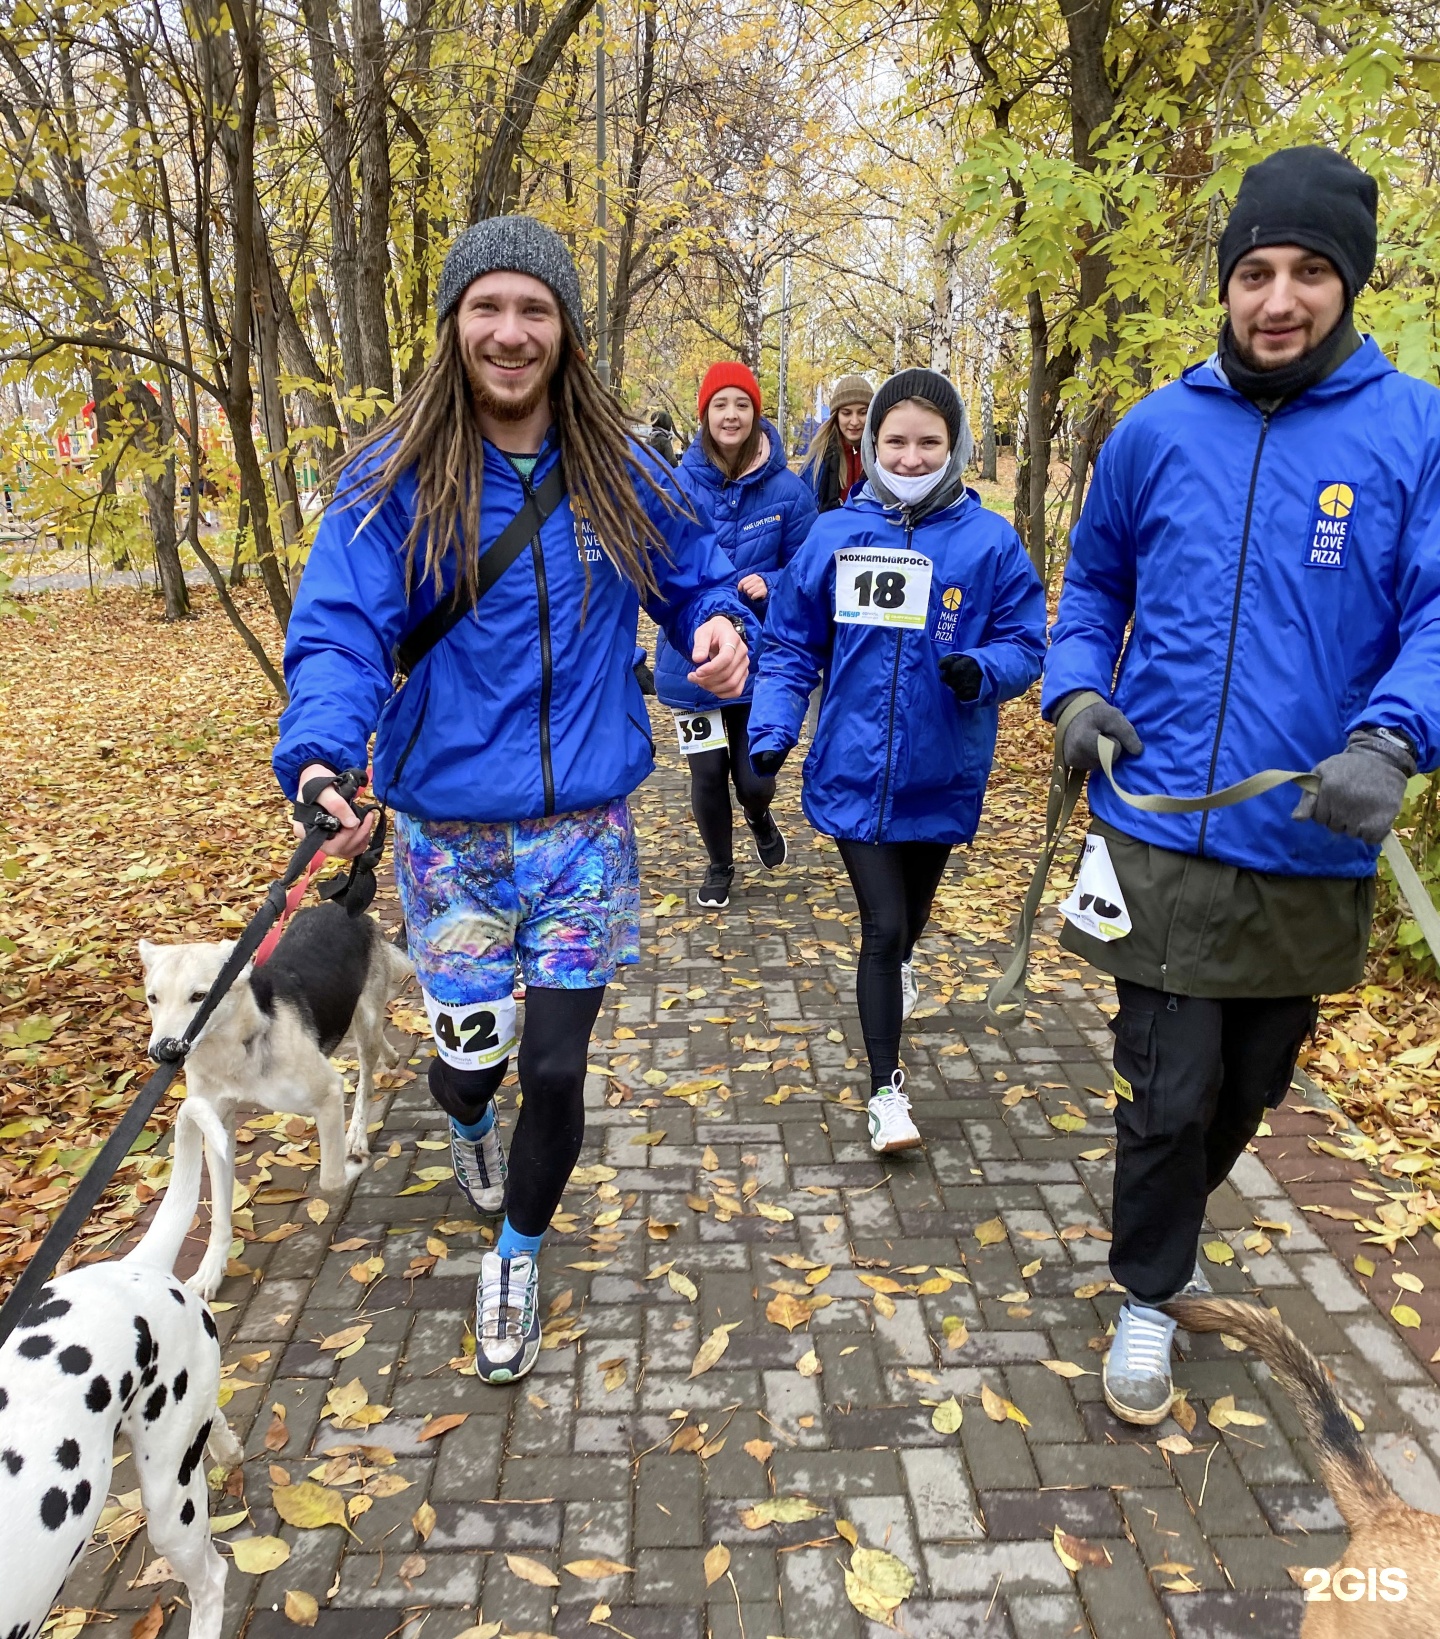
[654, 363, 819, 906]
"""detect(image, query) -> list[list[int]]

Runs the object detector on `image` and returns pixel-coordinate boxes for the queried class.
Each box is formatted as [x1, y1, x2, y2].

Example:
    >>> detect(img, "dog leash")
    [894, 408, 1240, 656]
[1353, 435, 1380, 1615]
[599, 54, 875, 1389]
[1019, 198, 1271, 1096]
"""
[987, 690, 1440, 1022]
[0, 768, 374, 1349]
[252, 771, 386, 965]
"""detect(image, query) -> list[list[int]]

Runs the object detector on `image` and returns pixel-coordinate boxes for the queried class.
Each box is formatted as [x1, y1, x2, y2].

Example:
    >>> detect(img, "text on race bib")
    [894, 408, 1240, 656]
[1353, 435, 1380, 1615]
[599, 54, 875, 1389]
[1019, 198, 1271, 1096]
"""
[421, 986, 517, 1070]
[833, 549, 934, 629]
[672, 709, 726, 755]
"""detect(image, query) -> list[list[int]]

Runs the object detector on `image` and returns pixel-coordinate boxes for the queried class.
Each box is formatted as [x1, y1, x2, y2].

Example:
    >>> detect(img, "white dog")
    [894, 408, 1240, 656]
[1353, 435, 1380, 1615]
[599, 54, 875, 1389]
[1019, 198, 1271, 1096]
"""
[140, 902, 413, 1298]
[0, 1097, 244, 1639]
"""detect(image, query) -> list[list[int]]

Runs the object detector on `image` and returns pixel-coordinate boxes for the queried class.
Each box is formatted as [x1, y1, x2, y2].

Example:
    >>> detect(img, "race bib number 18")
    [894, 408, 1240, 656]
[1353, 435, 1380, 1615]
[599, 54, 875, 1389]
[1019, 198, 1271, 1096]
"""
[422, 987, 517, 1070]
[672, 709, 726, 755]
[834, 549, 934, 628]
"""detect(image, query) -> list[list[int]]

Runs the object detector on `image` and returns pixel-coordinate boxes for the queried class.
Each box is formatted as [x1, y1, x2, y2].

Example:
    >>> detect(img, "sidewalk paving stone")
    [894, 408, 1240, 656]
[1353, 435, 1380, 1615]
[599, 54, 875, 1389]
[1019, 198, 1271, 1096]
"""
[65, 704, 1440, 1638]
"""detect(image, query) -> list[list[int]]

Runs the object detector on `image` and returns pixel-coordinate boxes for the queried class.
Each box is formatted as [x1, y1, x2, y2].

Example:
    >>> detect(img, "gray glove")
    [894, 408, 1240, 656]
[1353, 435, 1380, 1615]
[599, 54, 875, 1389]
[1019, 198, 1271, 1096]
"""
[1056, 694, 1144, 772]
[1292, 727, 1415, 845]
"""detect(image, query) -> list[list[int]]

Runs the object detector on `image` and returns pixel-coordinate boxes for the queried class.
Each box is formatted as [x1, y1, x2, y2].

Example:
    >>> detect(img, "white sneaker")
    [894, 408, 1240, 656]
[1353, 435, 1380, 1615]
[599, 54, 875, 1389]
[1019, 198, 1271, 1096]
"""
[450, 1117, 507, 1215]
[900, 961, 919, 1020]
[474, 1250, 542, 1384]
[1103, 1300, 1178, 1425]
[867, 1070, 922, 1154]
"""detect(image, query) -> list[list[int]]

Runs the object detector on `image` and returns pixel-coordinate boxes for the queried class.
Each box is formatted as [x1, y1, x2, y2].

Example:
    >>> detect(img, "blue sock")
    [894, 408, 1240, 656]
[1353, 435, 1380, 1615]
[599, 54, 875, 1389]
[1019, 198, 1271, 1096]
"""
[496, 1218, 544, 1260]
[450, 1104, 496, 1141]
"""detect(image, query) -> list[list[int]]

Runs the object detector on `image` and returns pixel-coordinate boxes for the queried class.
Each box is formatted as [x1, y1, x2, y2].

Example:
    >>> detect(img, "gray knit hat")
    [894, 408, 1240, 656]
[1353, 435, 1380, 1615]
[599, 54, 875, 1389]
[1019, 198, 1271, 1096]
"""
[437, 215, 587, 343]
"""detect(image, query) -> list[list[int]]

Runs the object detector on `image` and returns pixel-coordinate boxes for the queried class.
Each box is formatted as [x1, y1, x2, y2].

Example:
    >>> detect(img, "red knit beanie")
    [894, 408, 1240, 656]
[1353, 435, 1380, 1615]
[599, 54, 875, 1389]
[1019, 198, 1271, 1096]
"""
[698, 362, 762, 422]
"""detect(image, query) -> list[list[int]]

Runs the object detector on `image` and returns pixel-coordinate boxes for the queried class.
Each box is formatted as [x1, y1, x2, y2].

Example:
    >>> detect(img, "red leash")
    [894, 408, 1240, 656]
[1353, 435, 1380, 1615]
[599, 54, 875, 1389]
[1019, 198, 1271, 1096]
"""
[255, 769, 377, 966]
[253, 851, 327, 966]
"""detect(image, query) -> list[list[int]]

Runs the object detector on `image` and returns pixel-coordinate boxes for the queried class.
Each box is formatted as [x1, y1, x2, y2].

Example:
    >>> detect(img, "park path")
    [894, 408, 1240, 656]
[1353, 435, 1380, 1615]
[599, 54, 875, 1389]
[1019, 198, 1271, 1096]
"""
[61, 696, 1440, 1639]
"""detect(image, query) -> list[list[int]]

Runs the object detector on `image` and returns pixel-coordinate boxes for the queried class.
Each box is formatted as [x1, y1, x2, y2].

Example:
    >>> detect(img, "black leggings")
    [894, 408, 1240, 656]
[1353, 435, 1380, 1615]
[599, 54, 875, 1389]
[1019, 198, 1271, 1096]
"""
[689, 701, 776, 866]
[836, 839, 952, 1089]
[427, 985, 604, 1236]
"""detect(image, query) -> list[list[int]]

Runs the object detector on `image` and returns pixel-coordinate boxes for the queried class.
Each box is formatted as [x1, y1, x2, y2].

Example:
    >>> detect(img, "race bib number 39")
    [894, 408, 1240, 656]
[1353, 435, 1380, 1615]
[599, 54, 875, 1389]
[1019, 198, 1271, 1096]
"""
[834, 549, 934, 628]
[422, 987, 517, 1070]
[672, 709, 726, 755]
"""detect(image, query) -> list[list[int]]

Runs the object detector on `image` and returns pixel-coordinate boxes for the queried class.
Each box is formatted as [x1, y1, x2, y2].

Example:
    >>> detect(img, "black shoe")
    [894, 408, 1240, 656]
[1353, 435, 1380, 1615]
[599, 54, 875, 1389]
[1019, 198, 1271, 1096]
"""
[696, 863, 734, 908]
[747, 810, 787, 870]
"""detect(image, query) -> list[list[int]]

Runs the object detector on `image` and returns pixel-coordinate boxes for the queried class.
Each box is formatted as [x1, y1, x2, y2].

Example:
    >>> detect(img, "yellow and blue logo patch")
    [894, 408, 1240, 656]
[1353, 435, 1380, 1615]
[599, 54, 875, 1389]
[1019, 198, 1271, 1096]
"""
[934, 585, 965, 643]
[1305, 481, 1355, 570]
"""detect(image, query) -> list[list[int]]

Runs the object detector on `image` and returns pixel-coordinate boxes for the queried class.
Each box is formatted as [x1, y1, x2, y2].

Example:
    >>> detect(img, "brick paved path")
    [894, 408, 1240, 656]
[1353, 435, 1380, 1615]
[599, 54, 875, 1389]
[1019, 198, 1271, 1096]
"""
[65, 706, 1440, 1639]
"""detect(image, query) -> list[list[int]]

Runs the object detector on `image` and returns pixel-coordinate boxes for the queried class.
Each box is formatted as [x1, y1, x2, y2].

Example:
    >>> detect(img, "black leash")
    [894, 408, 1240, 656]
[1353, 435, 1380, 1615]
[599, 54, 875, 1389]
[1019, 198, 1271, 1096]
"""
[0, 769, 370, 1350]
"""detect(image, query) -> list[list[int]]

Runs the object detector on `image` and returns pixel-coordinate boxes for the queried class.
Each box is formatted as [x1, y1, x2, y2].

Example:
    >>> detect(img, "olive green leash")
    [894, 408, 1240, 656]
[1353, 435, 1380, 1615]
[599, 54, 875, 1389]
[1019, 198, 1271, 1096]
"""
[987, 690, 1440, 1021]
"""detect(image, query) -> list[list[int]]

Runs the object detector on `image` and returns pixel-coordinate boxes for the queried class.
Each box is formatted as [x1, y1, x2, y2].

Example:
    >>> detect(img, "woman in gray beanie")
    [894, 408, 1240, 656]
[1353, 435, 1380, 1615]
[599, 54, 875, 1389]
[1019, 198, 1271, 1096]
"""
[802, 374, 873, 512]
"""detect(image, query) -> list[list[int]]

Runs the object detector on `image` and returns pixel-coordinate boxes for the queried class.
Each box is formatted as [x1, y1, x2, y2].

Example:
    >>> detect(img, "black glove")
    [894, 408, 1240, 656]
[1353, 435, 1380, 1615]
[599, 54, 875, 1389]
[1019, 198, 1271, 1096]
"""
[1292, 727, 1415, 845]
[751, 747, 789, 777]
[1056, 693, 1144, 771]
[938, 652, 984, 703]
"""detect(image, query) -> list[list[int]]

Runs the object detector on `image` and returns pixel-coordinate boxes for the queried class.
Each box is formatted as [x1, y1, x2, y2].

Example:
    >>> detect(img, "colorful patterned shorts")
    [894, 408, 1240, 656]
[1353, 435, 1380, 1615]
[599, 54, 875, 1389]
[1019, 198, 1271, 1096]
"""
[394, 798, 639, 1069]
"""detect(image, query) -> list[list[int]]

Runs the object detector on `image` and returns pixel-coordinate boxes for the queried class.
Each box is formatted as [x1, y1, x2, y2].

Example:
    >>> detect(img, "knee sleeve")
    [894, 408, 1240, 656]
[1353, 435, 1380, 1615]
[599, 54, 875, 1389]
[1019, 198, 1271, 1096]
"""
[428, 1054, 507, 1123]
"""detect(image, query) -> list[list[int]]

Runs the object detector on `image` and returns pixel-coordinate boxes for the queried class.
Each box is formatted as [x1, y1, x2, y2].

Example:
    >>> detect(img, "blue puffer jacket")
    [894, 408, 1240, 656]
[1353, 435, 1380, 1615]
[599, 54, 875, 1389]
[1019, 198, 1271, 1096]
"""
[749, 488, 1046, 844]
[1043, 337, 1440, 878]
[655, 419, 818, 710]
[274, 432, 753, 822]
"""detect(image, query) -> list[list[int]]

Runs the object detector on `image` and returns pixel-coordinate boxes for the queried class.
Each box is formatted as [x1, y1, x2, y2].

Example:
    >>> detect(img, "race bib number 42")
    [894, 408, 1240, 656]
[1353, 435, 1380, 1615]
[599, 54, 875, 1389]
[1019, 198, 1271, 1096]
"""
[834, 549, 934, 629]
[422, 987, 517, 1070]
[672, 709, 726, 755]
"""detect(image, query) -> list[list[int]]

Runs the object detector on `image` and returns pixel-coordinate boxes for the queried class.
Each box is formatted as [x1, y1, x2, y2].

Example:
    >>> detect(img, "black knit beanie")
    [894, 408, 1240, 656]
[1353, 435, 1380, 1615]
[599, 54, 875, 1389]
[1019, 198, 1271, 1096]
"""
[868, 369, 964, 449]
[1217, 146, 1378, 300]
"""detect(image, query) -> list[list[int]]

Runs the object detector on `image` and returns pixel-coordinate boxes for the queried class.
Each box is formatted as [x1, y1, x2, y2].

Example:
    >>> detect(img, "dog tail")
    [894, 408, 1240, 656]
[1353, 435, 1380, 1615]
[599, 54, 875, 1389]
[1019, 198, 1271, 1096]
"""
[127, 1097, 229, 1275]
[1165, 1295, 1398, 1531]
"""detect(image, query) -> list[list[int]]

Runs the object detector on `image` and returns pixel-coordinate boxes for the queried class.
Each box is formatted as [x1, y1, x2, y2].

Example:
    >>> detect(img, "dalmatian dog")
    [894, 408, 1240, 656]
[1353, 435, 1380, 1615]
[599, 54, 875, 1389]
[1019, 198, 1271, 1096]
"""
[140, 900, 413, 1297]
[0, 1097, 243, 1639]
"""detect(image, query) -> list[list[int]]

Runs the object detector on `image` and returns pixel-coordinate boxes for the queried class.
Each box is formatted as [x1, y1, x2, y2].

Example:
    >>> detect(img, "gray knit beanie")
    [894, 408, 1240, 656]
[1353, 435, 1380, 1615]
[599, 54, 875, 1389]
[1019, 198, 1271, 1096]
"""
[437, 215, 587, 343]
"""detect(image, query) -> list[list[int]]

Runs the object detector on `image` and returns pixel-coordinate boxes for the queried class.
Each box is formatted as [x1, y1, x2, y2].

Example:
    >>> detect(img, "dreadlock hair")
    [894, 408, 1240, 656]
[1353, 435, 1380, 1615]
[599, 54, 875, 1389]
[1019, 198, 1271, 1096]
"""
[699, 410, 764, 481]
[339, 310, 677, 605]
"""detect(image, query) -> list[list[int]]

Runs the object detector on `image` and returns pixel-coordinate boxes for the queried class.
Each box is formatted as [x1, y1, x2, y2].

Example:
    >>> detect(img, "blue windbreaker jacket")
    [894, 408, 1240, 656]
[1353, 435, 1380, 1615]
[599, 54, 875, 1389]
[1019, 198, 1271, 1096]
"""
[273, 432, 752, 822]
[1043, 338, 1440, 878]
[749, 487, 1046, 844]
[655, 419, 818, 710]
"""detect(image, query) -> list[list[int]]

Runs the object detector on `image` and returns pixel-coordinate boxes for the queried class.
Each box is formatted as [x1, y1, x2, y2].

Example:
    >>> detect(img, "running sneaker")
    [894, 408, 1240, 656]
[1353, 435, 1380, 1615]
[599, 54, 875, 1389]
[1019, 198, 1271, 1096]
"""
[474, 1250, 541, 1383]
[450, 1117, 507, 1215]
[900, 961, 919, 1020]
[747, 810, 787, 870]
[867, 1070, 922, 1154]
[1103, 1300, 1178, 1425]
[696, 863, 734, 908]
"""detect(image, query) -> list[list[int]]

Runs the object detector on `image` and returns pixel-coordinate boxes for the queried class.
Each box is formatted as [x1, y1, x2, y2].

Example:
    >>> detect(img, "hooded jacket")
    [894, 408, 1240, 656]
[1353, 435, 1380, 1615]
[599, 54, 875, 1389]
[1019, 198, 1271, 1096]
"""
[748, 486, 1046, 844]
[273, 431, 751, 822]
[1043, 337, 1440, 878]
[654, 418, 818, 711]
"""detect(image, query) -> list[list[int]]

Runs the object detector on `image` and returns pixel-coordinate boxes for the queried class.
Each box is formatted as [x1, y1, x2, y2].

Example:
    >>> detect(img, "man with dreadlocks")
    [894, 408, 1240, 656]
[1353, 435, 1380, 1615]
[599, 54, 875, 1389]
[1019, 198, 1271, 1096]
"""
[274, 217, 752, 1383]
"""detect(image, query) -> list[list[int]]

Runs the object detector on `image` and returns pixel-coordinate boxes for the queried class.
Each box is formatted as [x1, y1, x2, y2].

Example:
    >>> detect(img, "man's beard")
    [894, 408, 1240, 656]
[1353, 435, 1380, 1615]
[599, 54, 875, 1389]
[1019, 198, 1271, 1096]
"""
[466, 336, 562, 422]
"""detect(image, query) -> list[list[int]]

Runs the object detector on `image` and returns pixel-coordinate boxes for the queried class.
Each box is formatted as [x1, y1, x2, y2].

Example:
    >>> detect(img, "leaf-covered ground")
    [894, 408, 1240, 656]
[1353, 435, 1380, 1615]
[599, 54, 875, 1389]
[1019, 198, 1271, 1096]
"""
[0, 587, 289, 1288]
[1, 584, 1437, 1299]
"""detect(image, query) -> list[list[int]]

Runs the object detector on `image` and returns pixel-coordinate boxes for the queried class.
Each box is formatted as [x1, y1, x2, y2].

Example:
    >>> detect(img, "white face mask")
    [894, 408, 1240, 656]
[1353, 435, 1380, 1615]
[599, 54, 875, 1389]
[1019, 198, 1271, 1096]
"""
[877, 464, 949, 508]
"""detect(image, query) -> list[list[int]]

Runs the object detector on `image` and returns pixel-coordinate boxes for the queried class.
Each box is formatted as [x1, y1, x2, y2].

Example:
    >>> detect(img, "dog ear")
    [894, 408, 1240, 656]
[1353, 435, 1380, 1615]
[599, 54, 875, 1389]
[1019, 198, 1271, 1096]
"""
[138, 939, 160, 971]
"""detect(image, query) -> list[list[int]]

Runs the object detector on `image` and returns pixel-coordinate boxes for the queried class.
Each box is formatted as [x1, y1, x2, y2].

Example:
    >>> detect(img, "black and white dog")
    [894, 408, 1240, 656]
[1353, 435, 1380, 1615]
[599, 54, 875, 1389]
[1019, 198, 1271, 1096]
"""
[140, 902, 413, 1297]
[0, 1097, 243, 1639]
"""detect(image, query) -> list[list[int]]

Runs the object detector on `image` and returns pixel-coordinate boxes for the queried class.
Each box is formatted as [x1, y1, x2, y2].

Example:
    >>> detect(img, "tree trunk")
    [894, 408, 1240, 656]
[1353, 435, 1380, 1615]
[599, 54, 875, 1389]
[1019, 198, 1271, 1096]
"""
[353, 0, 395, 400]
[468, 0, 598, 222]
[980, 375, 997, 481]
[299, 0, 367, 425]
[143, 462, 189, 619]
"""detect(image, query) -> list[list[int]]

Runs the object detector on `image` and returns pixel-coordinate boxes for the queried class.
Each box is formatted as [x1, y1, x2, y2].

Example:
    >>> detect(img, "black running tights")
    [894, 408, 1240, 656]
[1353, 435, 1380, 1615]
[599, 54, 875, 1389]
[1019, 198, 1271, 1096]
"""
[427, 985, 604, 1235]
[836, 839, 953, 1089]
[689, 701, 776, 867]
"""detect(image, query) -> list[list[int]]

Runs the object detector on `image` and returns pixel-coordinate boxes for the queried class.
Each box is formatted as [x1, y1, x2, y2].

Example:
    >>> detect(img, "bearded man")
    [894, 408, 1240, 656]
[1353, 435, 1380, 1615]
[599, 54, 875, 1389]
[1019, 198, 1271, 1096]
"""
[1043, 147, 1440, 1424]
[274, 217, 752, 1383]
